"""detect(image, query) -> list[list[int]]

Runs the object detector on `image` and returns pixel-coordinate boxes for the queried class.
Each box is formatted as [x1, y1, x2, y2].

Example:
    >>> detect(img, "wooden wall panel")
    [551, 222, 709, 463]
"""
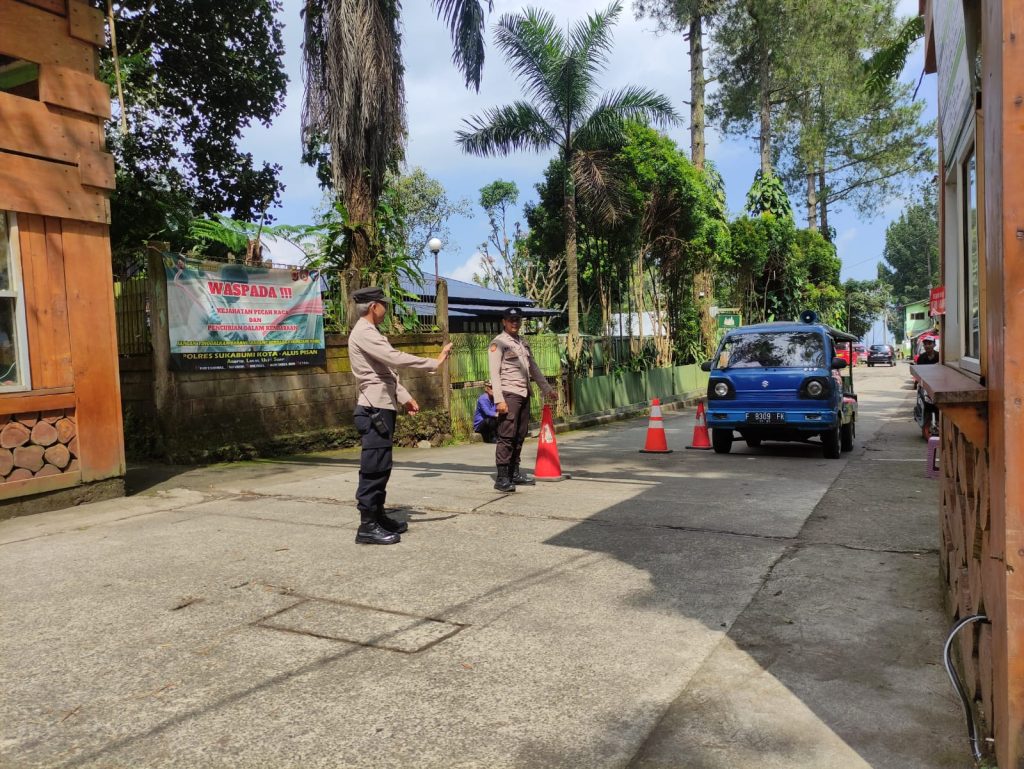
[61, 219, 124, 481]
[38, 65, 111, 119]
[0, 92, 104, 163]
[77, 149, 115, 190]
[0, 0, 91, 72]
[15, 0, 66, 15]
[17, 214, 73, 389]
[997, 1, 1024, 764]
[0, 152, 109, 224]
[67, 0, 104, 46]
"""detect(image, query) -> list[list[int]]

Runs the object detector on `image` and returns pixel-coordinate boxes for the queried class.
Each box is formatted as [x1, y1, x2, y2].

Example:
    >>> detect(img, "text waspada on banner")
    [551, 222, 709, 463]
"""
[164, 256, 326, 371]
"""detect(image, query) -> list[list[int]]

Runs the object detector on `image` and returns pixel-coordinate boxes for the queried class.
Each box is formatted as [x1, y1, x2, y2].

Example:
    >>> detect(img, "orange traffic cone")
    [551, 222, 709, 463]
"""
[639, 398, 673, 453]
[534, 404, 569, 481]
[686, 401, 712, 450]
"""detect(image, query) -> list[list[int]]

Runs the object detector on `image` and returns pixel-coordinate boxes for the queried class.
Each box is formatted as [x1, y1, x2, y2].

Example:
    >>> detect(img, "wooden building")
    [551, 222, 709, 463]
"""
[0, 0, 124, 513]
[917, 0, 1023, 765]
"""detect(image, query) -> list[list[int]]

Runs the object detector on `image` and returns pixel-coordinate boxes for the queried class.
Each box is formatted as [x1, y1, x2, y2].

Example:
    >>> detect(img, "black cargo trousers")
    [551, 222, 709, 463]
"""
[353, 405, 397, 516]
[495, 392, 530, 468]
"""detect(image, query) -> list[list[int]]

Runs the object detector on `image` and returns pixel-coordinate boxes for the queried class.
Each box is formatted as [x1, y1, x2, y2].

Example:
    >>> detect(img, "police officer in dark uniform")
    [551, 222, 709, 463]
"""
[487, 307, 557, 492]
[348, 287, 452, 544]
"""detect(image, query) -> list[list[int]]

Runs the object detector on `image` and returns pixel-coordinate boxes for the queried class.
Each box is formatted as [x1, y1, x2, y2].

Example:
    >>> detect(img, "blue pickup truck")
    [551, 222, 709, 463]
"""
[700, 312, 858, 459]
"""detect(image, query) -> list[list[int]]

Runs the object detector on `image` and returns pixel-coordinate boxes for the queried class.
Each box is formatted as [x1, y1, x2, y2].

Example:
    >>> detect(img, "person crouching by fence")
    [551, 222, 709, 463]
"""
[473, 383, 498, 443]
[488, 307, 557, 492]
[347, 287, 452, 545]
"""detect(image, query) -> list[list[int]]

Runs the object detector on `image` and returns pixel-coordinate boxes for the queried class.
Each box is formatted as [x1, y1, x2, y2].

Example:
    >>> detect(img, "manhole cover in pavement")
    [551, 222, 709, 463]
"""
[254, 599, 467, 653]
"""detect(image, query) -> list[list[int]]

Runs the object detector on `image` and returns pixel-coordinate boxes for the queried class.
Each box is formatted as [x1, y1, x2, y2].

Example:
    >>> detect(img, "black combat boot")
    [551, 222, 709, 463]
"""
[510, 463, 535, 486]
[355, 508, 400, 545]
[493, 464, 516, 493]
[377, 506, 408, 534]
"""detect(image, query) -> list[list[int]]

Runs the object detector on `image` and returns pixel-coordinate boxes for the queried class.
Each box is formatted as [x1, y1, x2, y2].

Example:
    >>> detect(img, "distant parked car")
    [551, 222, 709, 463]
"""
[853, 343, 867, 363]
[866, 344, 895, 367]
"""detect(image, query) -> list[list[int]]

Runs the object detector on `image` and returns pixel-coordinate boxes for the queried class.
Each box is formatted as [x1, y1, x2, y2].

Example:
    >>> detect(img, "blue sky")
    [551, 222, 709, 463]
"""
[242, 0, 936, 322]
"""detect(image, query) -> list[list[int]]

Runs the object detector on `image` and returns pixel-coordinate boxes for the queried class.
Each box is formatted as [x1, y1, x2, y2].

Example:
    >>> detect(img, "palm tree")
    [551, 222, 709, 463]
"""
[456, 1, 678, 358]
[301, 0, 492, 271]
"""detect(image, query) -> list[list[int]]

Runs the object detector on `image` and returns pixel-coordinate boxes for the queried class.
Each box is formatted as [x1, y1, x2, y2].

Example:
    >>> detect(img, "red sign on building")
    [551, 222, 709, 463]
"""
[929, 286, 946, 316]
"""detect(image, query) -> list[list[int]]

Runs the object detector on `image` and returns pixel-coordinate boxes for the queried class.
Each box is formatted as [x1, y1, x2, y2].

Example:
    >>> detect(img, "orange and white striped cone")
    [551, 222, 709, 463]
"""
[639, 398, 673, 453]
[534, 405, 569, 481]
[686, 401, 712, 450]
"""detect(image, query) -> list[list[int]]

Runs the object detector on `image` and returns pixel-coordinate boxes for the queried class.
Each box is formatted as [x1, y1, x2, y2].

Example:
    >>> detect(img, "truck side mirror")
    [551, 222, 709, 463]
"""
[831, 357, 847, 370]
[700, 360, 713, 372]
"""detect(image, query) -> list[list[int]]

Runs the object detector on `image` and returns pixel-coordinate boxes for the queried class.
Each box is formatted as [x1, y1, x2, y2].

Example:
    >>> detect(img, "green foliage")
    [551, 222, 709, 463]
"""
[392, 167, 472, 264]
[475, 180, 521, 292]
[792, 229, 843, 325]
[746, 170, 793, 219]
[724, 214, 806, 324]
[101, 0, 288, 260]
[878, 185, 940, 339]
[186, 216, 315, 261]
[843, 278, 890, 339]
[863, 15, 925, 97]
[456, 0, 679, 350]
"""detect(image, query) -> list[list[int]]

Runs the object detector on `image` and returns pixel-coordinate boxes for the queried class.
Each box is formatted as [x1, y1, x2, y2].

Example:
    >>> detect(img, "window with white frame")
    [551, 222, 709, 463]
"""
[0, 213, 31, 391]
[962, 148, 981, 362]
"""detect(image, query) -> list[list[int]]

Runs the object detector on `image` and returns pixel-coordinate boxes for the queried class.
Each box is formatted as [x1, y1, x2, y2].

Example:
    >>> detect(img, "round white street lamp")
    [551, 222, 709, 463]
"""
[427, 237, 442, 289]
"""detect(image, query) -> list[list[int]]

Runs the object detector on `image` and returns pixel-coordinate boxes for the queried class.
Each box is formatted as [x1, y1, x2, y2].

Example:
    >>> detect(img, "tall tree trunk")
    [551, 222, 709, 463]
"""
[695, 269, 716, 358]
[818, 168, 830, 240]
[806, 170, 818, 230]
[758, 56, 772, 175]
[689, 14, 705, 171]
[563, 168, 581, 361]
[344, 170, 374, 271]
[688, 13, 715, 360]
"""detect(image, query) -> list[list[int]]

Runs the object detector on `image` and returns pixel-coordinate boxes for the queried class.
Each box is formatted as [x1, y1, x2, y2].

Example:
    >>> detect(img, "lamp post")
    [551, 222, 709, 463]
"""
[428, 237, 442, 292]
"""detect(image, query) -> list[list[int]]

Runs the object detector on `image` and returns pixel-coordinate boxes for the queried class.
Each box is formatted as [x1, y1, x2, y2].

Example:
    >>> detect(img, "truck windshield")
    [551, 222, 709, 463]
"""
[717, 331, 825, 368]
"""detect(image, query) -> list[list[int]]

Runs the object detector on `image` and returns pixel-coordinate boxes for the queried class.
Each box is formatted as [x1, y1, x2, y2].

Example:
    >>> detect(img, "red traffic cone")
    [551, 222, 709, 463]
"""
[686, 401, 712, 450]
[534, 404, 569, 481]
[639, 398, 673, 453]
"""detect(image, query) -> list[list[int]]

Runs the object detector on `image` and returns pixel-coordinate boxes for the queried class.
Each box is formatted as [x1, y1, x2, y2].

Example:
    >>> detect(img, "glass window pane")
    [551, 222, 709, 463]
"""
[0, 214, 10, 292]
[964, 151, 980, 358]
[0, 297, 20, 385]
[718, 331, 825, 368]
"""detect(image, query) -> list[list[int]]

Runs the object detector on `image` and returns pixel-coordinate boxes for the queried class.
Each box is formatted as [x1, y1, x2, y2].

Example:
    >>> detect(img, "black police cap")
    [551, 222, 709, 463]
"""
[352, 286, 390, 304]
[502, 307, 524, 320]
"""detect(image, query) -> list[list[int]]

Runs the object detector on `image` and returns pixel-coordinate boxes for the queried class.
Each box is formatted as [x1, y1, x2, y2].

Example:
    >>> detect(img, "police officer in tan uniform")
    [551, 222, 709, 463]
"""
[349, 287, 452, 544]
[488, 307, 557, 492]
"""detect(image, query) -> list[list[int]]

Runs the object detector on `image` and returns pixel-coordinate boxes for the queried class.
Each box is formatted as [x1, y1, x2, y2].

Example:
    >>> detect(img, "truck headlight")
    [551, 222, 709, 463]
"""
[714, 382, 730, 397]
[806, 380, 825, 397]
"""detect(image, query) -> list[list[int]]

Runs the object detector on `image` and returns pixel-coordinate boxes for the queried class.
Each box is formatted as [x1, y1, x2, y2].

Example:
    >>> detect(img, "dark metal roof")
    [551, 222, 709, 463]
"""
[724, 320, 859, 343]
[400, 273, 539, 306]
[397, 273, 562, 319]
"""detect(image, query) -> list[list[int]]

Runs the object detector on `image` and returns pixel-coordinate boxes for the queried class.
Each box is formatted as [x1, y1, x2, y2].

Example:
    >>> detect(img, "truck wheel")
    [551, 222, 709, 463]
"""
[840, 417, 854, 452]
[712, 429, 733, 454]
[822, 424, 841, 459]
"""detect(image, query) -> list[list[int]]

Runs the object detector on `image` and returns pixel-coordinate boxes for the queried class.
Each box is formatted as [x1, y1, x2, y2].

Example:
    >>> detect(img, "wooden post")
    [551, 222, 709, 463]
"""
[146, 242, 174, 454]
[436, 278, 450, 413]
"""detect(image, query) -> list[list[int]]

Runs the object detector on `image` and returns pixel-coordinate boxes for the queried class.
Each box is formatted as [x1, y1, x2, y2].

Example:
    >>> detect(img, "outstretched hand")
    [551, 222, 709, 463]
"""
[437, 342, 453, 363]
[544, 389, 558, 404]
[405, 398, 420, 414]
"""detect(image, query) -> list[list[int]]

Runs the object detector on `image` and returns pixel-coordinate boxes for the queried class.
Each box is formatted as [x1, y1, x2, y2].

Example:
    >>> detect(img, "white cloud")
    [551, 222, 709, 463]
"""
[447, 251, 487, 283]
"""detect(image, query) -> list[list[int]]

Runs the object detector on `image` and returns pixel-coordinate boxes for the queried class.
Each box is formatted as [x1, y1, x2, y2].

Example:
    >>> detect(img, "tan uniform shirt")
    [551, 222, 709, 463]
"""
[488, 331, 553, 405]
[348, 317, 439, 410]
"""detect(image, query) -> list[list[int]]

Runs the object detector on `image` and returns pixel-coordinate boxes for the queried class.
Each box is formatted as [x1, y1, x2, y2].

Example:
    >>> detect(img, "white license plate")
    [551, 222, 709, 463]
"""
[746, 412, 785, 424]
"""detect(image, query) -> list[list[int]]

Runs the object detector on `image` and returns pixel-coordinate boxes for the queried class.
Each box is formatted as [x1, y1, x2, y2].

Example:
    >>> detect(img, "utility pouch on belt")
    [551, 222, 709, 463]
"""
[370, 409, 388, 436]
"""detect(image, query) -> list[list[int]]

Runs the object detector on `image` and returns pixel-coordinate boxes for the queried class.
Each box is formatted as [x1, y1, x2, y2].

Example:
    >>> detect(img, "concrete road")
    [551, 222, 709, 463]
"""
[0, 363, 966, 768]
